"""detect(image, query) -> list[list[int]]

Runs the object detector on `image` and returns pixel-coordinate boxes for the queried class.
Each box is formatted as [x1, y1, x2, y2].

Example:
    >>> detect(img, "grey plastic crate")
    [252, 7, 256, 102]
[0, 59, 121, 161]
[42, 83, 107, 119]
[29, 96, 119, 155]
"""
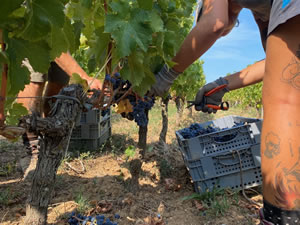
[71, 117, 111, 140]
[176, 115, 262, 161]
[100, 117, 111, 133]
[98, 127, 111, 146]
[80, 109, 111, 124]
[68, 127, 111, 152]
[193, 166, 262, 193]
[80, 109, 101, 124]
[187, 144, 262, 193]
[100, 109, 111, 122]
[71, 123, 101, 139]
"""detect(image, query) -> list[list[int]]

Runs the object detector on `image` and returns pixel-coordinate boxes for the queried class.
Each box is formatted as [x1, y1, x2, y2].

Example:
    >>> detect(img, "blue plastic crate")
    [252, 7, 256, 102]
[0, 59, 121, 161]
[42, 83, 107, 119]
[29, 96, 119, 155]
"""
[176, 115, 262, 161]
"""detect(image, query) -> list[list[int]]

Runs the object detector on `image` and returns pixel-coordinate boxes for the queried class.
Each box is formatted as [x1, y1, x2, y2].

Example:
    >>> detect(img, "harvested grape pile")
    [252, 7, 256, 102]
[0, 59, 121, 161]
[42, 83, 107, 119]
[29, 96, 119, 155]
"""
[179, 122, 245, 140]
[68, 212, 120, 225]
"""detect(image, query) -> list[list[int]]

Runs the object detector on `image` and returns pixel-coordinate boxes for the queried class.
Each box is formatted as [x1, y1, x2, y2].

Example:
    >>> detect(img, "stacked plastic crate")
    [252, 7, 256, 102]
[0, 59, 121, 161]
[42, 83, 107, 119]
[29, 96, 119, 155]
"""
[175, 115, 262, 193]
[68, 109, 111, 153]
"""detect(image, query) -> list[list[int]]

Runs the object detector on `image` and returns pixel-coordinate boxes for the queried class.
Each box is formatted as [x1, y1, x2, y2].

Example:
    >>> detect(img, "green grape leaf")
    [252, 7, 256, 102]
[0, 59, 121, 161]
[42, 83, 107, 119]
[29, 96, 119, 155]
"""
[121, 51, 155, 95]
[8, 38, 50, 73]
[6, 38, 50, 95]
[87, 56, 97, 74]
[121, 51, 145, 87]
[105, 8, 152, 57]
[72, 21, 85, 51]
[88, 27, 111, 68]
[133, 66, 156, 95]
[63, 18, 76, 54]
[69, 73, 88, 91]
[20, 0, 65, 41]
[157, 0, 168, 10]
[81, 0, 92, 9]
[137, 0, 153, 10]
[0, 0, 24, 26]
[5, 102, 28, 126]
[125, 145, 136, 159]
[149, 11, 164, 33]
[163, 30, 178, 58]
[153, 32, 165, 57]
[6, 58, 30, 97]
[10, 6, 26, 19]
[48, 26, 69, 59]
[109, 1, 131, 17]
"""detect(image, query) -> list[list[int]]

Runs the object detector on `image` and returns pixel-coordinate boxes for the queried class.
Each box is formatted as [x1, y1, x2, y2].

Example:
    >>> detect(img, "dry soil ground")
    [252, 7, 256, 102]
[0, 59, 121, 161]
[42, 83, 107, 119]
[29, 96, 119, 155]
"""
[0, 103, 263, 225]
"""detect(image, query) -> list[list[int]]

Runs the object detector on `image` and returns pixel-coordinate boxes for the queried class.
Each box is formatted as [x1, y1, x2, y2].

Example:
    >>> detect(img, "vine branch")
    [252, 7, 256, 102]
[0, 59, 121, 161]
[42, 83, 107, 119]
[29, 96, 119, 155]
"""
[0, 29, 8, 127]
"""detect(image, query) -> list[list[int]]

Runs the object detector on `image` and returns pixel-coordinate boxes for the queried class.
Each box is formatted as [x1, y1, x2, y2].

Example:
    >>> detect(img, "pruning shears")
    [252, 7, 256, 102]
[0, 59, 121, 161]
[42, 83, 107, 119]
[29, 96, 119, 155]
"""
[187, 84, 229, 111]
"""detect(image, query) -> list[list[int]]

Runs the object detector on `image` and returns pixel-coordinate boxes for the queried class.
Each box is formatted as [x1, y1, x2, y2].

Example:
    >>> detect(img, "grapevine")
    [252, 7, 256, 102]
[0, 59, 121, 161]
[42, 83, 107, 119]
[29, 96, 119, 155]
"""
[104, 73, 155, 127]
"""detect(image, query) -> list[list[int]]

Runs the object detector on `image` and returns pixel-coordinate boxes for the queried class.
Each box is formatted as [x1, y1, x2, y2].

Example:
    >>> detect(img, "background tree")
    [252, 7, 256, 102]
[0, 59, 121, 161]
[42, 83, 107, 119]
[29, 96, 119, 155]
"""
[171, 60, 206, 124]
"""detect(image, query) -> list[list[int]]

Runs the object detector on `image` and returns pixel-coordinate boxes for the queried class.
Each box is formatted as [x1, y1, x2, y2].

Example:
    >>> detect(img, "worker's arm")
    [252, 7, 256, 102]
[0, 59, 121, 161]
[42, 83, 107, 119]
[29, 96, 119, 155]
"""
[54, 52, 102, 89]
[194, 59, 265, 113]
[225, 59, 265, 91]
[150, 0, 242, 96]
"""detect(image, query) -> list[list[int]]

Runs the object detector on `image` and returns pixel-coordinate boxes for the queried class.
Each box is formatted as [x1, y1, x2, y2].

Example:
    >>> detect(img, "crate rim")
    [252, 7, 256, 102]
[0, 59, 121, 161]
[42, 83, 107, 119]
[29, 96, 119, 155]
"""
[175, 115, 261, 141]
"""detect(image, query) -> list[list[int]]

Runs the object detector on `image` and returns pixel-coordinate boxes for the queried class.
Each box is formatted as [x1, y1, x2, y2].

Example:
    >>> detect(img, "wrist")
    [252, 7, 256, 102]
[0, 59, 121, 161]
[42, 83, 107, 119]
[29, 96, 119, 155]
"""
[215, 77, 229, 92]
[160, 64, 181, 82]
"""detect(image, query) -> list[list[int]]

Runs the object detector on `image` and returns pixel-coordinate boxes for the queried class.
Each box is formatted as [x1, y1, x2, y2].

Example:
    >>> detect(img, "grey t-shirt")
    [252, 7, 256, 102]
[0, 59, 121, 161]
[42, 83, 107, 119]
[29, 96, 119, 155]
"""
[268, 0, 300, 34]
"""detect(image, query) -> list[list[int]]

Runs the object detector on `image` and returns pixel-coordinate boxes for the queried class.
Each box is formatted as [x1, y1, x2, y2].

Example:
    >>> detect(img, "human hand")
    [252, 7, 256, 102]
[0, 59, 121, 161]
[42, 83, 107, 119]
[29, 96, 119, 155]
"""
[88, 78, 102, 90]
[194, 77, 229, 113]
[148, 64, 181, 97]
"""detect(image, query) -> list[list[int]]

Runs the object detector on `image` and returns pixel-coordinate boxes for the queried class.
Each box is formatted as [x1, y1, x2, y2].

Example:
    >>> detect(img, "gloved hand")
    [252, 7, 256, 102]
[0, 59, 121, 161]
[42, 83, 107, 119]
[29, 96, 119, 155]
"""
[194, 77, 229, 113]
[149, 64, 181, 97]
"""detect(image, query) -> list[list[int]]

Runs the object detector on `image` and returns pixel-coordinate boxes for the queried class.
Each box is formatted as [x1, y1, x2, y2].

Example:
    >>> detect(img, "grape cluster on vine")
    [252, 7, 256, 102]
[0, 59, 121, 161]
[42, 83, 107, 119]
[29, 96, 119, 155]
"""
[105, 73, 155, 127]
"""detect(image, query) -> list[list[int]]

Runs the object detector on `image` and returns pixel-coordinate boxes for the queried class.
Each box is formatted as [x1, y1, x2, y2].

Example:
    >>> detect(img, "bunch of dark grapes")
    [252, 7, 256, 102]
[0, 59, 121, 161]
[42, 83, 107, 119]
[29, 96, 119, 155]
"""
[105, 74, 155, 127]
[130, 97, 154, 127]
[180, 121, 245, 141]
[104, 73, 124, 90]
[67, 212, 120, 225]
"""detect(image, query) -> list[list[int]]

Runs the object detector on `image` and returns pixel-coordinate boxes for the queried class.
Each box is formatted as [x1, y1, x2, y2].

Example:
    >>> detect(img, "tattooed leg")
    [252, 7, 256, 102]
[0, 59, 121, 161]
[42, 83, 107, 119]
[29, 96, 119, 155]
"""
[262, 15, 300, 210]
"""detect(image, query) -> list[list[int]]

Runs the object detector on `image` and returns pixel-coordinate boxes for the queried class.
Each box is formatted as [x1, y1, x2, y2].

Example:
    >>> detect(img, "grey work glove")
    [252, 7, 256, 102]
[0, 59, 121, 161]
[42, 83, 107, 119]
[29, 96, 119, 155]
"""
[194, 77, 229, 113]
[149, 64, 181, 97]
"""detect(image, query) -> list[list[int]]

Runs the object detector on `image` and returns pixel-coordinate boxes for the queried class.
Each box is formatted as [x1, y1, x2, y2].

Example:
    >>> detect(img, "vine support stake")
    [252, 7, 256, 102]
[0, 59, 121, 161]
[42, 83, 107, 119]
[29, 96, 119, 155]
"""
[0, 30, 8, 127]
